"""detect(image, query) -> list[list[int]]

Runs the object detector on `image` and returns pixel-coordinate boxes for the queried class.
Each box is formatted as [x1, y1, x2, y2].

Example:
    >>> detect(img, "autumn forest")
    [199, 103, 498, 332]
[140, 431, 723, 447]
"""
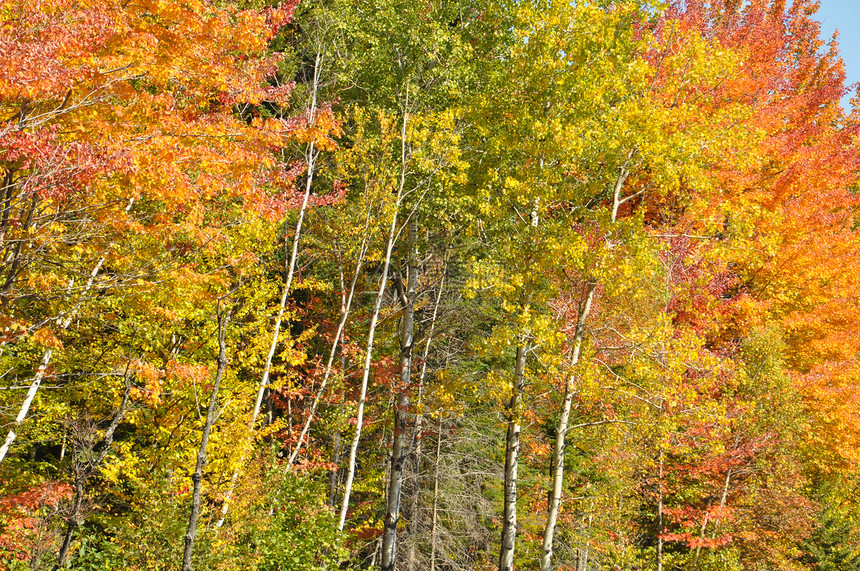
[1, 0, 859, 569]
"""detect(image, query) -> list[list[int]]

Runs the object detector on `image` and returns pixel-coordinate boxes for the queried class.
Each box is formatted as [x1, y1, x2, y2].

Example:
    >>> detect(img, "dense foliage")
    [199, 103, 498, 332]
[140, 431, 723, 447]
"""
[1, 0, 859, 569]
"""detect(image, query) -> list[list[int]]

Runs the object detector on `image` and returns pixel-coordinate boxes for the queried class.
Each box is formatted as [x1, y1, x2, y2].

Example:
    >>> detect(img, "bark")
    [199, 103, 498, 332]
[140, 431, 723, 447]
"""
[0, 254, 107, 466]
[339, 92, 410, 531]
[56, 477, 85, 569]
[579, 510, 593, 571]
[1, 193, 37, 295]
[498, 345, 527, 571]
[539, 156, 631, 571]
[406, 425, 422, 571]
[0, 169, 15, 249]
[55, 372, 132, 569]
[657, 450, 664, 571]
[407, 270, 446, 571]
[286, 214, 370, 469]
[249, 51, 321, 431]
[429, 417, 443, 571]
[217, 51, 323, 526]
[692, 468, 732, 570]
[181, 307, 229, 571]
[405, 448, 420, 571]
[381, 217, 418, 571]
[328, 429, 342, 507]
[540, 281, 596, 571]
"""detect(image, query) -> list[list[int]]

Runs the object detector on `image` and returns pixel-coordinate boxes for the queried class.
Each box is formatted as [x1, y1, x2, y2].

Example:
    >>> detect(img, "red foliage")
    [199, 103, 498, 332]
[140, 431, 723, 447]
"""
[0, 482, 73, 561]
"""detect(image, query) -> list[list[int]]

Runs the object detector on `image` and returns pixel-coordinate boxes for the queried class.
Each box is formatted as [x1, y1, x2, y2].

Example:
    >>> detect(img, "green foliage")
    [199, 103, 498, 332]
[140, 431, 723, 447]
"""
[801, 507, 860, 571]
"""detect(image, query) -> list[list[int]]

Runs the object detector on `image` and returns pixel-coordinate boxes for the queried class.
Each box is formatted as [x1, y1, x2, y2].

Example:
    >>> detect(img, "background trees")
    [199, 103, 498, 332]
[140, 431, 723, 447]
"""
[1, 0, 859, 569]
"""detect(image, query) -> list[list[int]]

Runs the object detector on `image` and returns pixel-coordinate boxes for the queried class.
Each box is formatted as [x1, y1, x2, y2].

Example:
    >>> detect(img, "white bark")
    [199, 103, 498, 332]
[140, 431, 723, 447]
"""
[0, 254, 107, 466]
[381, 216, 418, 571]
[339, 92, 411, 531]
[657, 450, 664, 571]
[539, 281, 596, 571]
[539, 159, 630, 571]
[217, 50, 323, 525]
[498, 345, 526, 571]
[285, 215, 371, 469]
[429, 416, 443, 571]
[692, 468, 732, 570]
[406, 270, 446, 571]
[249, 50, 322, 427]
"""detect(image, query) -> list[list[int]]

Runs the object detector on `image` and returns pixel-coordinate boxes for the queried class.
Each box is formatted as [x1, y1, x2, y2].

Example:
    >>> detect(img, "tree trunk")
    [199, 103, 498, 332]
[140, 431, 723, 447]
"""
[657, 449, 663, 571]
[328, 429, 343, 507]
[407, 270, 446, 571]
[499, 345, 526, 571]
[182, 307, 229, 571]
[286, 214, 370, 469]
[540, 282, 596, 571]
[381, 217, 418, 571]
[217, 51, 324, 526]
[539, 156, 631, 571]
[339, 93, 411, 531]
[56, 366, 133, 569]
[405, 431, 421, 571]
[56, 475, 85, 569]
[580, 515, 592, 571]
[429, 417, 443, 571]
[0, 253, 107, 466]
[692, 468, 732, 570]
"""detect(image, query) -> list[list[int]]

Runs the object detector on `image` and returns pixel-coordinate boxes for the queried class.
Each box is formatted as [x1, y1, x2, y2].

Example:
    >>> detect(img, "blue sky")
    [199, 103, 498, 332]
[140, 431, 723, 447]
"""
[815, 0, 860, 108]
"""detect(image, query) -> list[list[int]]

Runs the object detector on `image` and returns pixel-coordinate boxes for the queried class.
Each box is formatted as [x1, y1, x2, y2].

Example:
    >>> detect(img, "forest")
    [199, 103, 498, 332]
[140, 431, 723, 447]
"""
[1, 0, 860, 569]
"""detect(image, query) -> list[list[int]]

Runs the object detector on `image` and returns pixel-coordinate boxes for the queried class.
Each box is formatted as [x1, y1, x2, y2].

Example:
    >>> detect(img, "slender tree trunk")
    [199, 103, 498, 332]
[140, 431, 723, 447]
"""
[249, 89, 319, 427]
[216, 52, 324, 526]
[429, 417, 443, 571]
[580, 509, 593, 571]
[0, 348, 52, 465]
[381, 217, 418, 571]
[339, 93, 410, 531]
[406, 418, 422, 571]
[286, 217, 370, 469]
[499, 345, 527, 571]
[539, 156, 632, 571]
[56, 366, 133, 569]
[540, 281, 596, 571]
[328, 429, 342, 507]
[657, 449, 663, 571]
[0, 254, 107, 465]
[182, 307, 229, 571]
[691, 502, 711, 571]
[56, 475, 85, 569]
[407, 270, 446, 571]
[406, 436, 421, 571]
[336, 250, 391, 530]
[692, 468, 732, 570]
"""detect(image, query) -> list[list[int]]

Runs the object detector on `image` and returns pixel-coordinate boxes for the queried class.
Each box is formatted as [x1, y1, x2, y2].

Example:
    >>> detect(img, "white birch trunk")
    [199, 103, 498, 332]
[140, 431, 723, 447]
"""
[657, 450, 664, 571]
[429, 416, 443, 571]
[381, 217, 418, 571]
[539, 159, 630, 571]
[498, 345, 526, 571]
[406, 270, 445, 571]
[339, 93, 410, 531]
[285, 217, 371, 469]
[216, 51, 323, 526]
[0, 253, 108, 465]
[539, 281, 596, 571]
